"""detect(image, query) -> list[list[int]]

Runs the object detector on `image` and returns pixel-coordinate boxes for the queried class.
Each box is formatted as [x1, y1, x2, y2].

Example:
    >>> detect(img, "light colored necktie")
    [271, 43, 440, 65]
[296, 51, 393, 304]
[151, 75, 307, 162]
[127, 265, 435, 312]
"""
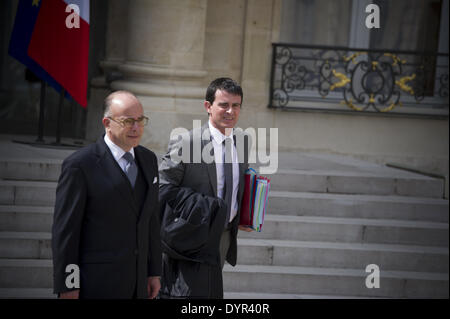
[122, 152, 137, 187]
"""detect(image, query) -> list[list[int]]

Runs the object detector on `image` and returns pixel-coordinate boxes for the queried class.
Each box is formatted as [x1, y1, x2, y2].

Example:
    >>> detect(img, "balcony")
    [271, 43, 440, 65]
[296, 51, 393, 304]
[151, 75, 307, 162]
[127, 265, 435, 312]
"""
[269, 43, 449, 118]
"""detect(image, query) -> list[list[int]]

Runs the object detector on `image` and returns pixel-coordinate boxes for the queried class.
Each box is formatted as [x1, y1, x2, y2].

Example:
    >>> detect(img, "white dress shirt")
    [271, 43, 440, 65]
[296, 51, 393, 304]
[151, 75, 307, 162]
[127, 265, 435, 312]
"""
[104, 134, 135, 173]
[208, 121, 239, 223]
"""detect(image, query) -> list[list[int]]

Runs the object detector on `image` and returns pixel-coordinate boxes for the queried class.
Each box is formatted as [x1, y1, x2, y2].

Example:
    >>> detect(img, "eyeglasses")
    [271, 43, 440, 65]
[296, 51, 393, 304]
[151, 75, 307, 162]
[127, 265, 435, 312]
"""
[108, 116, 149, 128]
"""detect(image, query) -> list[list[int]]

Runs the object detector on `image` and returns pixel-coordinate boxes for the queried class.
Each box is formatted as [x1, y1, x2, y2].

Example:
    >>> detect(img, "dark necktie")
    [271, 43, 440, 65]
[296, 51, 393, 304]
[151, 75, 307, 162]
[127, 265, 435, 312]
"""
[223, 138, 233, 226]
[123, 152, 137, 187]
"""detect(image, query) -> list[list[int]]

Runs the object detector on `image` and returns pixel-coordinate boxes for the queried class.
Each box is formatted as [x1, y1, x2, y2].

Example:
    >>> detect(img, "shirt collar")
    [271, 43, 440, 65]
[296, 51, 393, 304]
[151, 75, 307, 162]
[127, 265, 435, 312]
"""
[208, 120, 233, 145]
[104, 134, 135, 161]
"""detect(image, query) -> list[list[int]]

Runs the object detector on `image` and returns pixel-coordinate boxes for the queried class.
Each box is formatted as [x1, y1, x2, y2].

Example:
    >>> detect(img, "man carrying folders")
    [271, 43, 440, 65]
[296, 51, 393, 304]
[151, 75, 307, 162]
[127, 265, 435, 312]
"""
[158, 78, 253, 298]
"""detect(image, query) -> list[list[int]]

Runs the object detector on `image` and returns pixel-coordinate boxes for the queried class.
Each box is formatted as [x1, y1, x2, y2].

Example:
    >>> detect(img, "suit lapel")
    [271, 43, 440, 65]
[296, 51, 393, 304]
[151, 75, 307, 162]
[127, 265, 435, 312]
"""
[233, 133, 246, 176]
[134, 146, 154, 220]
[95, 138, 138, 216]
[233, 132, 247, 206]
[134, 146, 152, 187]
[201, 123, 218, 197]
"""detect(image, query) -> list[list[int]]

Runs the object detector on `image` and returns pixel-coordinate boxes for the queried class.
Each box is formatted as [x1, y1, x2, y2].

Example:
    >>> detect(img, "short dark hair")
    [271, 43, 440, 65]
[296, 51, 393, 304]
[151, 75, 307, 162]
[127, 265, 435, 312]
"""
[205, 77, 243, 105]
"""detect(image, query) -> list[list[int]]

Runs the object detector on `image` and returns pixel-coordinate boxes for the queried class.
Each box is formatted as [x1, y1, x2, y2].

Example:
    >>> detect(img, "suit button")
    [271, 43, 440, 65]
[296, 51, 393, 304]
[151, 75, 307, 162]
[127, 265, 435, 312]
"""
[134, 249, 139, 255]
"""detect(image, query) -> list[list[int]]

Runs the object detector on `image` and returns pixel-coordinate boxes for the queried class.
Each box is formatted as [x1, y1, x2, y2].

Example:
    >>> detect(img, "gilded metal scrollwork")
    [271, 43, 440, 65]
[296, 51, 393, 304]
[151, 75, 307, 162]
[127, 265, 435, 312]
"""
[270, 44, 448, 113]
[330, 70, 350, 91]
[395, 74, 416, 95]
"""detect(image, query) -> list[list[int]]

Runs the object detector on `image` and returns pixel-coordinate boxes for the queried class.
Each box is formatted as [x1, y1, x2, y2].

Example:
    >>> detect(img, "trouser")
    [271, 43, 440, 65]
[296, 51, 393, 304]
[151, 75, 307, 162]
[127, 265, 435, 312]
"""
[219, 228, 231, 269]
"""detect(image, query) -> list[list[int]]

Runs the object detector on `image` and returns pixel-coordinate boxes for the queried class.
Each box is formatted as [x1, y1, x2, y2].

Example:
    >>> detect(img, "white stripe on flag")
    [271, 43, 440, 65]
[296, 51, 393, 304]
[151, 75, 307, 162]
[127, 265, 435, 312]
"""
[63, 0, 90, 24]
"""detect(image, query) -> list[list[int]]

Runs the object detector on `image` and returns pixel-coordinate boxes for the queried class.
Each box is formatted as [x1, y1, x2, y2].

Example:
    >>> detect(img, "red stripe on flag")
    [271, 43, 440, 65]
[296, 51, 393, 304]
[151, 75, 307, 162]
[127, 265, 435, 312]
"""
[28, 0, 89, 107]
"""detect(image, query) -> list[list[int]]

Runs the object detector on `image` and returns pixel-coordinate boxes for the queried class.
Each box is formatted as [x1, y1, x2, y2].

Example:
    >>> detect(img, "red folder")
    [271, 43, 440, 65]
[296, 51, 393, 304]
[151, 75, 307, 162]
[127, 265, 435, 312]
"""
[239, 172, 255, 226]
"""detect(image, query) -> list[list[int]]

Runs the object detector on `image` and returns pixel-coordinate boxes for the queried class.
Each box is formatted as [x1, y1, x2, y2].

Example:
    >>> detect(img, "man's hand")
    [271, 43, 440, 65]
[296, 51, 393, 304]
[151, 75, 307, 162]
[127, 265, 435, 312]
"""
[238, 225, 253, 232]
[147, 276, 161, 299]
[59, 290, 80, 299]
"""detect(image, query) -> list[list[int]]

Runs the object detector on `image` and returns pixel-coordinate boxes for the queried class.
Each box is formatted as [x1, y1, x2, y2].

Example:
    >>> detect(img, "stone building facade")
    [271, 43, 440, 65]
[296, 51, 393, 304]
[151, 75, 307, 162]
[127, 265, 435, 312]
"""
[1, 0, 449, 190]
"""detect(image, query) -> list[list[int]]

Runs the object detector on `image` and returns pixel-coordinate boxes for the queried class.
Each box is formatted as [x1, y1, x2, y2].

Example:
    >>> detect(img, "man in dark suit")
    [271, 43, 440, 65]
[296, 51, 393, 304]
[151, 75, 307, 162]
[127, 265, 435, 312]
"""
[52, 91, 162, 299]
[159, 78, 252, 297]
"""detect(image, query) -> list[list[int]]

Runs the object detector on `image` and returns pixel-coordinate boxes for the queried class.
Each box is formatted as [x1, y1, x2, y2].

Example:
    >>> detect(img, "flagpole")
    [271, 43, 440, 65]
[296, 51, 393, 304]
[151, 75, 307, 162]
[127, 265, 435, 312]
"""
[36, 80, 46, 143]
[55, 88, 65, 145]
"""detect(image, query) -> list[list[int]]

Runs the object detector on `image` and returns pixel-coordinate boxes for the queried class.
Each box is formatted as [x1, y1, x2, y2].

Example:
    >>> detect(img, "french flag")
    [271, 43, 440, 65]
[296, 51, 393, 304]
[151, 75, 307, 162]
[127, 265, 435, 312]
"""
[9, 0, 90, 107]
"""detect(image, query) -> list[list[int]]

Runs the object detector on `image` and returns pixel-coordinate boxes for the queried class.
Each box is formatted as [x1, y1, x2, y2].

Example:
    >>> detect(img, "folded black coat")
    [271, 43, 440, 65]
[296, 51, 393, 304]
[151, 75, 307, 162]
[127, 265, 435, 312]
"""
[159, 184, 227, 298]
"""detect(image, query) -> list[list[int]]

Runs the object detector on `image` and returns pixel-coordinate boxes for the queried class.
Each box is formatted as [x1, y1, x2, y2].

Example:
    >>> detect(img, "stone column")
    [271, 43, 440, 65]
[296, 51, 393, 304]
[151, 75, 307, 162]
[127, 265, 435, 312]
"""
[86, 0, 126, 141]
[106, 0, 209, 151]
[100, 0, 128, 79]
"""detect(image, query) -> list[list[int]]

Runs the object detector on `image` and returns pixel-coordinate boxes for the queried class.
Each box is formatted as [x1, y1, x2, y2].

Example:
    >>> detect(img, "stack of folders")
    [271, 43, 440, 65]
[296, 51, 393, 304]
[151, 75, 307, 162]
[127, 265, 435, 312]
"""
[239, 168, 271, 232]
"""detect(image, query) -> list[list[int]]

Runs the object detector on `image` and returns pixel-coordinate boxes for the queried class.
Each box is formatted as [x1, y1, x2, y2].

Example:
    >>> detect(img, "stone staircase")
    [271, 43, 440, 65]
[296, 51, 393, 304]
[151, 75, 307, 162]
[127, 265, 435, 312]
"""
[0, 143, 448, 298]
[0, 138, 72, 299]
[224, 153, 449, 298]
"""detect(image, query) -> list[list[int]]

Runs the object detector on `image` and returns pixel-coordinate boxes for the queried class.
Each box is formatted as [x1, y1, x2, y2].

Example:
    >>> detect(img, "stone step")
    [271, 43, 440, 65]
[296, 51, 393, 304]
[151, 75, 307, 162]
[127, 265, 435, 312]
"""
[1, 208, 448, 255]
[222, 264, 449, 298]
[0, 232, 52, 259]
[265, 168, 445, 198]
[0, 160, 62, 182]
[0, 158, 444, 199]
[1, 259, 447, 298]
[1, 232, 448, 274]
[268, 191, 449, 223]
[1, 212, 447, 250]
[0, 191, 448, 235]
[223, 292, 383, 299]
[0, 288, 378, 299]
[239, 215, 449, 247]
[0, 289, 382, 299]
[1, 177, 447, 224]
[0, 288, 55, 299]
[0, 205, 53, 232]
[236, 238, 449, 273]
[0, 180, 56, 206]
[0, 259, 53, 289]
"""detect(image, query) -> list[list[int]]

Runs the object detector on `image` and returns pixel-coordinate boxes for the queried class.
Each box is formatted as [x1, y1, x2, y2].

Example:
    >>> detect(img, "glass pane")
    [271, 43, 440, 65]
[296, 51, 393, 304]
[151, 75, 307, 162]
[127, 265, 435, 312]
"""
[280, 0, 352, 46]
[370, 0, 442, 51]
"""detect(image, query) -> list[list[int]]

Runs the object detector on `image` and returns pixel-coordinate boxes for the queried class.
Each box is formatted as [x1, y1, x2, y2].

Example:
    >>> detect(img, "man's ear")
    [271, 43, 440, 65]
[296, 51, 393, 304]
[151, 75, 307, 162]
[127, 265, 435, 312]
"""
[204, 101, 211, 115]
[102, 117, 110, 129]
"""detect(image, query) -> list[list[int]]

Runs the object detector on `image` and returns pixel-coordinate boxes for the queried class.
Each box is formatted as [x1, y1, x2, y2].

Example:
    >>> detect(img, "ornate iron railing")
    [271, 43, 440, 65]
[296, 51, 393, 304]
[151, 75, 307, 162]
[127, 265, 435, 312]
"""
[269, 43, 449, 117]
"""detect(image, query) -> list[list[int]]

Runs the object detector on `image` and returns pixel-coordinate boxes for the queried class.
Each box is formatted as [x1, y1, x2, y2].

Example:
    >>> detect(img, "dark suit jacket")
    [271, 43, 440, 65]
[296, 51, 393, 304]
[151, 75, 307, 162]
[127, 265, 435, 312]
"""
[52, 137, 162, 299]
[159, 122, 250, 266]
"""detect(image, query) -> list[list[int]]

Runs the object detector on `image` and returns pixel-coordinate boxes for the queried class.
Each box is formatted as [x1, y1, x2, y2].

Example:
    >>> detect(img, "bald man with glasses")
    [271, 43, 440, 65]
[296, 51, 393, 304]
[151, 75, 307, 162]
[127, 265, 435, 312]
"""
[52, 90, 162, 299]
